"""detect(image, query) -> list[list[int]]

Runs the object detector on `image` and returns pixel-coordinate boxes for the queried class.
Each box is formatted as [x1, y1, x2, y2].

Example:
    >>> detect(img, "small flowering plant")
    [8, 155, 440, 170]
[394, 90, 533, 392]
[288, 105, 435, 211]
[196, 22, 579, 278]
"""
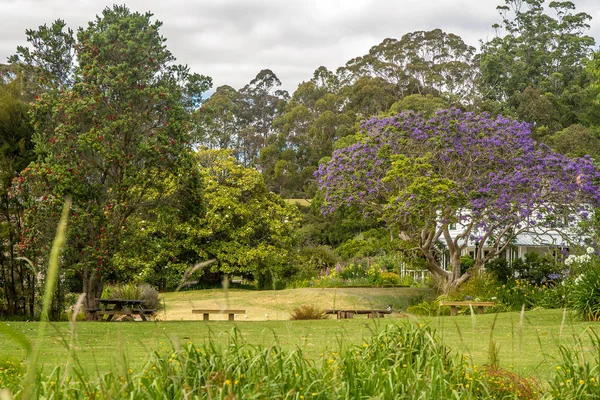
[564, 246, 595, 270]
[563, 247, 600, 321]
[307, 259, 403, 287]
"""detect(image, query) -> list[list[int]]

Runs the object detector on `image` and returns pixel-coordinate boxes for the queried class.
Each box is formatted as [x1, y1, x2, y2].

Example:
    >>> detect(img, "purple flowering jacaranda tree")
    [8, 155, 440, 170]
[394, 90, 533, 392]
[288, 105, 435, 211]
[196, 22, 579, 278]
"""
[316, 109, 600, 291]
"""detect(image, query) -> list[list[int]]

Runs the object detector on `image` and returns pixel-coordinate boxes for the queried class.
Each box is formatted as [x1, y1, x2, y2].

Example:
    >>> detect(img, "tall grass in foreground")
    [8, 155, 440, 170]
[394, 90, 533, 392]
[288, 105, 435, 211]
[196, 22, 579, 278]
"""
[1, 316, 600, 399]
[1, 319, 597, 399]
[0, 323, 537, 399]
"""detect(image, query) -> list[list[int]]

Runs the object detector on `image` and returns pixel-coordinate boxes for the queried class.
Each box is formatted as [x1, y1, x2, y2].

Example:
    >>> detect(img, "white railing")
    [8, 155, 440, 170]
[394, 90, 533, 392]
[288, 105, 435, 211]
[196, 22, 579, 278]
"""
[399, 266, 429, 281]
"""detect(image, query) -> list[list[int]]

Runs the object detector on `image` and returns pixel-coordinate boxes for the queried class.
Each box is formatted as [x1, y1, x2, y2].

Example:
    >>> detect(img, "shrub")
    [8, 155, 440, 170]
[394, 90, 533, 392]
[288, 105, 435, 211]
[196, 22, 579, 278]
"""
[570, 267, 600, 321]
[103, 282, 141, 299]
[460, 255, 475, 271]
[485, 258, 512, 283]
[290, 245, 339, 283]
[290, 257, 425, 288]
[376, 271, 401, 285]
[513, 253, 560, 285]
[298, 245, 339, 269]
[102, 283, 161, 310]
[338, 261, 368, 280]
[452, 271, 498, 301]
[373, 254, 402, 272]
[538, 281, 571, 309]
[0, 358, 25, 391]
[139, 284, 161, 310]
[480, 366, 540, 399]
[334, 228, 391, 259]
[290, 304, 328, 320]
[452, 270, 555, 311]
[485, 253, 561, 286]
[400, 274, 415, 287]
[549, 330, 600, 398]
[406, 297, 450, 316]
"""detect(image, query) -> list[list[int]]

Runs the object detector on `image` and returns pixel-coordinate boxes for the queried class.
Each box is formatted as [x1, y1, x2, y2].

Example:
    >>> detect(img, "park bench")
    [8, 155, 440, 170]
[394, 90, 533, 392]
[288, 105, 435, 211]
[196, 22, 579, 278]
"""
[192, 309, 246, 321]
[438, 301, 495, 316]
[325, 309, 392, 319]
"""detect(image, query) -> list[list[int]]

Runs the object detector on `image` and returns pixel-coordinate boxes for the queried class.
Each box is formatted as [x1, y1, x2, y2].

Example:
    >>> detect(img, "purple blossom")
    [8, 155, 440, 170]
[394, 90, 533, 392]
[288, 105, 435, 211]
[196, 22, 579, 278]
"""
[315, 109, 600, 259]
[335, 263, 343, 274]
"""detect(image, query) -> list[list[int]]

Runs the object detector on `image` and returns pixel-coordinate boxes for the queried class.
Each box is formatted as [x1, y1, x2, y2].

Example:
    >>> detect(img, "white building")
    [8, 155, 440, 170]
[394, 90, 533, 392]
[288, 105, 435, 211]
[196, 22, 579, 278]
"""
[440, 223, 573, 269]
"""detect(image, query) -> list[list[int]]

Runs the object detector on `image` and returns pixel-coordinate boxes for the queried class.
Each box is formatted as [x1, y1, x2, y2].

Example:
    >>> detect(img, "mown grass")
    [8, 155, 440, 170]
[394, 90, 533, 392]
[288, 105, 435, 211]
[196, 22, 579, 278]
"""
[158, 286, 434, 320]
[1, 308, 598, 383]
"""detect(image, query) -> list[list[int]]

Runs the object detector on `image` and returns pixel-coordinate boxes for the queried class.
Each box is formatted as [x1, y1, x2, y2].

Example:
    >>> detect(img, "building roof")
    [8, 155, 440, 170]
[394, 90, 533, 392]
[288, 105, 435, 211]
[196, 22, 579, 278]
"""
[511, 233, 569, 247]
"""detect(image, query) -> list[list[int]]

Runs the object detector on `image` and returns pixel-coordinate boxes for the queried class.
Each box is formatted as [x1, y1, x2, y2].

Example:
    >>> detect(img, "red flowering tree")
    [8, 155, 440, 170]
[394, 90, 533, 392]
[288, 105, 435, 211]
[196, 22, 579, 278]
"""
[13, 6, 210, 318]
[316, 110, 600, 291]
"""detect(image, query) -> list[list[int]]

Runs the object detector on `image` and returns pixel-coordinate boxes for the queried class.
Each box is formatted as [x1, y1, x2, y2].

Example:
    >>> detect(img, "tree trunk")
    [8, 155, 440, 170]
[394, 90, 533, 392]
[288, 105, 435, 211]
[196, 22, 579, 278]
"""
[28, 274, 34, 318]
[83, 268, 103, 321]
[9, 252, 17, 315]
[426, 251, 474, 294]
[0, 260, 10, 315]
[444, 256, 483, 294]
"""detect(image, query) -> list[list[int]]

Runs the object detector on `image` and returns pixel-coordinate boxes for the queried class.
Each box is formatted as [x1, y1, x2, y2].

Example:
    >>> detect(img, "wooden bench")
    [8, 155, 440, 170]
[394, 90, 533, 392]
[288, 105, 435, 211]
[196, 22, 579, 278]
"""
[325, 309, 393, 319]
[192, 309, 246, 321]
[439, 301, 495, 316]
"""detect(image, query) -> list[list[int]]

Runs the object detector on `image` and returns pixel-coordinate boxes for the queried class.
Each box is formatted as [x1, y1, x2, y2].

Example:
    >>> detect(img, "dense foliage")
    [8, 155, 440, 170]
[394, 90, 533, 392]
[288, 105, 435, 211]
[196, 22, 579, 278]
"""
[316, 110, 600, 290]
[479, 0, 596, 135]
[3, 0, 600, 318]
[0, 70, 35, 317]
[195, 150, 301, 289]
[11, 6, 211, 318]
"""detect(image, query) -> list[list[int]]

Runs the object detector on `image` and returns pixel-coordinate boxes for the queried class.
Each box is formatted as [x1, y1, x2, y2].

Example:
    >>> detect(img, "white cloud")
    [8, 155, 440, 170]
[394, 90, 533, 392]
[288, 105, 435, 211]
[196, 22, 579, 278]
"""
[1, 0, 598, 93]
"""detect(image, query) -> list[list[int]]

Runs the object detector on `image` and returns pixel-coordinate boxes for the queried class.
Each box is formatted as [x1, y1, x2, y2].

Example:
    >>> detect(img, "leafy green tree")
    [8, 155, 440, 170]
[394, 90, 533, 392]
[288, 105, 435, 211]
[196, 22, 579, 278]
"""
[550, 124, 600, 160]
[235, 70, 288, 167]
[262, 31, 476, 198]
[479, 0, 595, 134]
[514, 87, 561, 137]
[196, 150, 301, 289]
[265, 69, 386, 197]
[340, 29, 477, 103]
[15, 6, 210, 318]
[195, 85, 246, 150]
[264, 73, 342, 197]
[388, 94, 448, 117]
[195, 70, 287, 167]
[8, 19, 76, 103]
[0, 73, 35, 317]
[341, 76, 397, 118]
[107, 166, 205, 291]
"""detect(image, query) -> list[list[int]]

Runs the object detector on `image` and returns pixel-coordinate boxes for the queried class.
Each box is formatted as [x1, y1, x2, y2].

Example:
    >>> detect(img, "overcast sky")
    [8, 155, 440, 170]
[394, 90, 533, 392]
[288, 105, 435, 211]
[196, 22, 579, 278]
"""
[2, 0, 600, 94]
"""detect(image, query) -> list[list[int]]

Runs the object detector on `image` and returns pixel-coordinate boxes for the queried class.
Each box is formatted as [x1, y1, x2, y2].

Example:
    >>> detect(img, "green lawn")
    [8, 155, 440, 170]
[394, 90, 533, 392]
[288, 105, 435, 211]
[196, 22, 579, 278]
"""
[157, 286, 434, 320]
[1, 288, 598, 382]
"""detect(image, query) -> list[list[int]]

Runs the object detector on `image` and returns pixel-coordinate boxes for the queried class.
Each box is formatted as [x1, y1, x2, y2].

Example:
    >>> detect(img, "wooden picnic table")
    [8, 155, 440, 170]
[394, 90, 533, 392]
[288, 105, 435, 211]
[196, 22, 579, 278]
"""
[325, 309, 393, 319]
[88, 299, 155, 321]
